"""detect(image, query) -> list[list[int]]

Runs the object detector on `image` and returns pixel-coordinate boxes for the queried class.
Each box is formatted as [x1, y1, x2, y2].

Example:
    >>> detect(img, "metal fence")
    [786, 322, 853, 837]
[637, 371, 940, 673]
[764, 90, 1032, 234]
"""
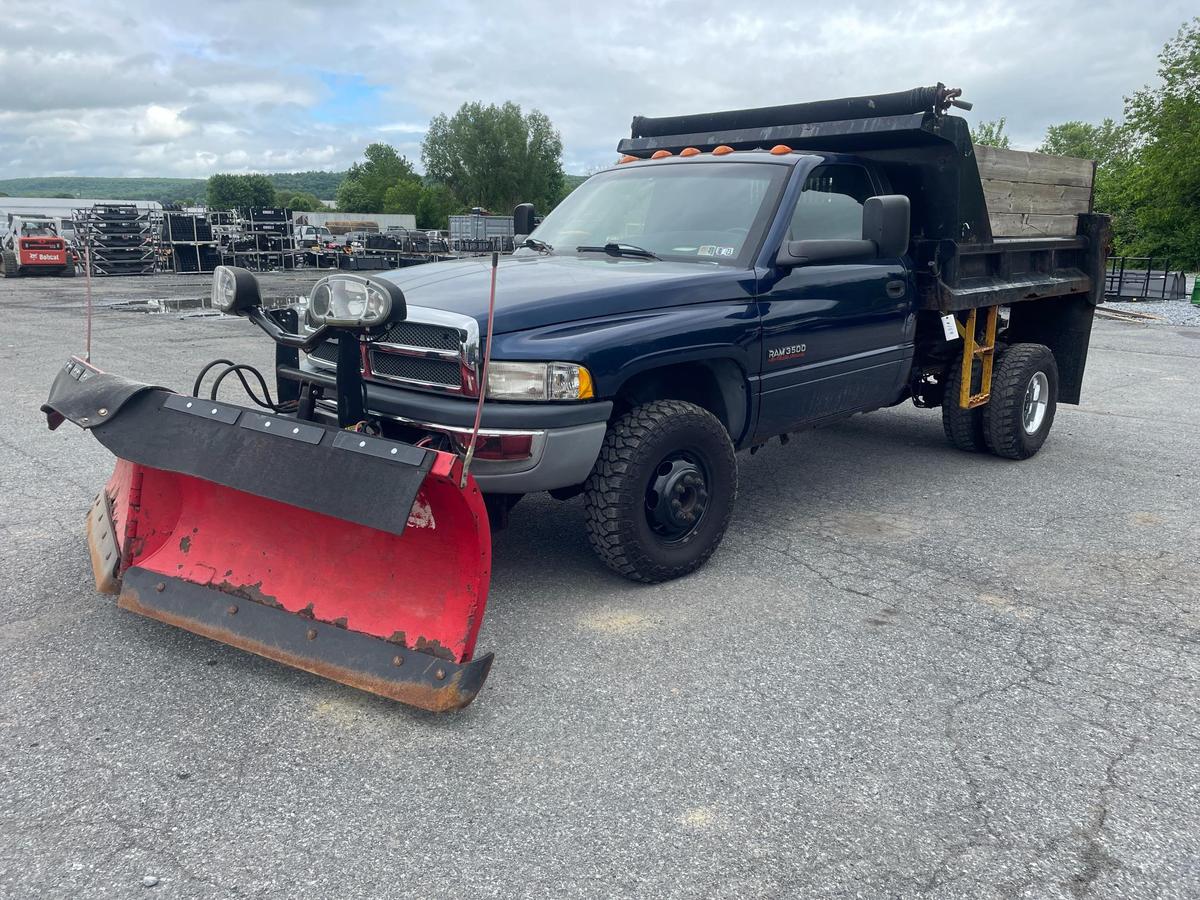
[1105, 257, 1188, 301]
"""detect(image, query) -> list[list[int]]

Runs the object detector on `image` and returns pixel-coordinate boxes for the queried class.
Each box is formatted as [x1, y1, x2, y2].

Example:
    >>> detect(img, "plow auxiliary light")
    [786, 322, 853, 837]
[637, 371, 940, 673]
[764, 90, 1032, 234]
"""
[306, 273, 406, 330]
[211, 265, 263, 315]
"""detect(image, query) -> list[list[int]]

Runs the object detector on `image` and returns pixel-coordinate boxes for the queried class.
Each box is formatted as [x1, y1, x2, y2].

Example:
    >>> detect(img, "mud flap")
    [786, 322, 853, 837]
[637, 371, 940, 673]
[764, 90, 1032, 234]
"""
[45, 359, 493, 712]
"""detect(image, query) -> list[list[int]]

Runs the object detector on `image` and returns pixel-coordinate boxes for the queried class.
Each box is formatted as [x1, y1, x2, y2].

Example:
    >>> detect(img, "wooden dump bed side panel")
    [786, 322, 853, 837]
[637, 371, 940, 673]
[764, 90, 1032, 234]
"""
[975, 146, 1095, 238]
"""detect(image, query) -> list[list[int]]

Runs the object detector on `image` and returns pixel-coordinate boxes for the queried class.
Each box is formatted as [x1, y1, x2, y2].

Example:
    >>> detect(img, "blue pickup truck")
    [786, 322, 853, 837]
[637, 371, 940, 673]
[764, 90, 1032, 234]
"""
[44, 85, 1110, 709]
[280, 85, 1108, 583]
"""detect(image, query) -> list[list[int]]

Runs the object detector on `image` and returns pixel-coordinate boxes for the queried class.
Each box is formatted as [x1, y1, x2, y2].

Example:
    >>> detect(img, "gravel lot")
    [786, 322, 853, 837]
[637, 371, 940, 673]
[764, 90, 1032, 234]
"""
[2, 273, 1198, 899]
[1101, 299, 1200, 327]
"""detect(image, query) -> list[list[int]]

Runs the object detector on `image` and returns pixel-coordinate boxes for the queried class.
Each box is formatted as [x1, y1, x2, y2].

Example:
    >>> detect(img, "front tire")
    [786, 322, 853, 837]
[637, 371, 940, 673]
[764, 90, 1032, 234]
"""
[584, 400, 736, 583]
[984, 343, 1058, 459]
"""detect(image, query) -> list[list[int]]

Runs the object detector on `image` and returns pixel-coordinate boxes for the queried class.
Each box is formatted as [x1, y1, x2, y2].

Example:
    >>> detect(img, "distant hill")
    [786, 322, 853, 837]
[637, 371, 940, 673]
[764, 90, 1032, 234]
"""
[0, 171, 346, 204]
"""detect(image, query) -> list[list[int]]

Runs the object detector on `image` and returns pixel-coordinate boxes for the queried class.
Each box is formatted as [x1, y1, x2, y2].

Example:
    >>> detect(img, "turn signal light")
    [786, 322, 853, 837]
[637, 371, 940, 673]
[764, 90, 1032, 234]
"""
[449, 431, 535, 461]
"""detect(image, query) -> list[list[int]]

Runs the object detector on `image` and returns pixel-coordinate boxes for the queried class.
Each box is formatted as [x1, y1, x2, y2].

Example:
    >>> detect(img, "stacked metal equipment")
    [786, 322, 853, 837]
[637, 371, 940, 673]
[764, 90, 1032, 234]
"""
[448, 213, 514, 254]
[163, 212, 219, 273]
[73, 204, 156, 276]
[221, 207, 295, 271]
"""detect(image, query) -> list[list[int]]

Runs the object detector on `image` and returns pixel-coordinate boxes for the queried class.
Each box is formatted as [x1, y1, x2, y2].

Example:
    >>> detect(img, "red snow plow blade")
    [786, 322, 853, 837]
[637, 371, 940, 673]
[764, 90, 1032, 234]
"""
[45, 358, 493, 712]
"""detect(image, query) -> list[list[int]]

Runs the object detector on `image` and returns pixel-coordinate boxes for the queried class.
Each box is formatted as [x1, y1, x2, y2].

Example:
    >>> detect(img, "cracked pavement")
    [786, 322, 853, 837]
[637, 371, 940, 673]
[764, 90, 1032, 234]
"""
[1, 274, 1197, 898]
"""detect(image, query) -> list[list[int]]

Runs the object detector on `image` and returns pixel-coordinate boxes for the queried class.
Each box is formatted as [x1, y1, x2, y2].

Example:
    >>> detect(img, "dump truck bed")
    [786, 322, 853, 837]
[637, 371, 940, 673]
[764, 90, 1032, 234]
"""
[916, 145, 1107, 314]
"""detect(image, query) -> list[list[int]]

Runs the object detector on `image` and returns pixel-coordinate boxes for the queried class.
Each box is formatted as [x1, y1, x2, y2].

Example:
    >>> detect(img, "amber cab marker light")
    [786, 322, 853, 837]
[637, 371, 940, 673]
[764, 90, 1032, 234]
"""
[650, 150, 673, 159]
[712, 145, 735, 155]
[680, 147, 701, 157]
[618, 154, 638, 164]
[770, 144, 794, 155]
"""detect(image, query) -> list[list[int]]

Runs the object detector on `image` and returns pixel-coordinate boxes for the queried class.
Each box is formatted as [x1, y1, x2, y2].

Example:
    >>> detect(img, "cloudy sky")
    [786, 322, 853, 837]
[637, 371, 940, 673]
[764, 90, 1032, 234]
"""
[0, 0, 1192, 179]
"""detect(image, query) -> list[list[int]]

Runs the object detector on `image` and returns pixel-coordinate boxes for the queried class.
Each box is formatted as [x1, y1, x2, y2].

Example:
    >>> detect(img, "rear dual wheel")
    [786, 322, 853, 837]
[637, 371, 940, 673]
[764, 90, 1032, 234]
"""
[942, 342, 1058, 459]
[984, 343, 1058, 459]
[584, 400, 736, 583]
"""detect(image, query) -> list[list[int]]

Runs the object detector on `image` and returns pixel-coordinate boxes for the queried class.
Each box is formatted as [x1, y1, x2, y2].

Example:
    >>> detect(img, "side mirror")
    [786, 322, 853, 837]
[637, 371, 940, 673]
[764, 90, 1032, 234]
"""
[513, 202, 537, 241]
[210, 265, 262, 315]
[863, 195, 910, 258]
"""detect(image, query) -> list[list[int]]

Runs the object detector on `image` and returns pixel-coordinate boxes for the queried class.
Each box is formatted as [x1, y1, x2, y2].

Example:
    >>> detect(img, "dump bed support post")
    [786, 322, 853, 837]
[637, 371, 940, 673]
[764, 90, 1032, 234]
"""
[955, 305, 998, 409]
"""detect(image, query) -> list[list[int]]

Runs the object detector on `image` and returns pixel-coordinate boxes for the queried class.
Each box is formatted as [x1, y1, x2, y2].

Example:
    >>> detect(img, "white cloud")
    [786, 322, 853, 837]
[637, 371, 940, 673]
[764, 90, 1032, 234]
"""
[0, 0, 1193, 180]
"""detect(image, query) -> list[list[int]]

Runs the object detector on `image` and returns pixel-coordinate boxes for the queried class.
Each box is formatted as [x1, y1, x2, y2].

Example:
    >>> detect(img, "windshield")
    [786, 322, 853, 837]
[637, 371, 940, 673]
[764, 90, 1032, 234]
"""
[22, 221, 57, 236]
[527, 162, 788, 265]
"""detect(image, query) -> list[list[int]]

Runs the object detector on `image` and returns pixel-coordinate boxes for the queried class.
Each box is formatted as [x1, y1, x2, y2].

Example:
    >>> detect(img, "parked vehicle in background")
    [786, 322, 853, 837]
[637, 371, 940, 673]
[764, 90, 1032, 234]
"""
[295, 224, 334, 248]
[1, 215, 74, 277]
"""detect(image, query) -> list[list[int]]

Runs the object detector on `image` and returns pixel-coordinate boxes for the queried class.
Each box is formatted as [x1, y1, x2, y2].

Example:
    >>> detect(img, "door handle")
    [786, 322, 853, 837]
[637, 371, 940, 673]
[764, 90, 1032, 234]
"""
[886, 280, 907, 299]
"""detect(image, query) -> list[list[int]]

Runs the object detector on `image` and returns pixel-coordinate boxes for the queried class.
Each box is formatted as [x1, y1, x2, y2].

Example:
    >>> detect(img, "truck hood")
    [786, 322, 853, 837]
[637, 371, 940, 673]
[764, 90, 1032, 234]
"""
[376, 254, 750, 335]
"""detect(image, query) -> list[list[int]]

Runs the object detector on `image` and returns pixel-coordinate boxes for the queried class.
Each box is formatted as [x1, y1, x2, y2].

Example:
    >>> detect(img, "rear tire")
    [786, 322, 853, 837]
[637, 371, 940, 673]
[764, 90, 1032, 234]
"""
[584, 400, 736, 583]
[941, 351, 987, 452]
[984, 343, 1058, 460]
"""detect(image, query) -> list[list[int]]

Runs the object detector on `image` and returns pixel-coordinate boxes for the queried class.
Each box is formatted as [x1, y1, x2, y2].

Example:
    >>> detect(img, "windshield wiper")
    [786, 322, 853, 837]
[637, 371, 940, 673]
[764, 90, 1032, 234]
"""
[576, 242, 660, 260]
[519, 236, 553, 252]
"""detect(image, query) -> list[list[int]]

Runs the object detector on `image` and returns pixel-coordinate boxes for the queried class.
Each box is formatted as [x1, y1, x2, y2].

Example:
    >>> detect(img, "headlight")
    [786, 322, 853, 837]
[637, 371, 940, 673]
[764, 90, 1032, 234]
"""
[306, 274, 405, 329]
[486, 362, 594, 401]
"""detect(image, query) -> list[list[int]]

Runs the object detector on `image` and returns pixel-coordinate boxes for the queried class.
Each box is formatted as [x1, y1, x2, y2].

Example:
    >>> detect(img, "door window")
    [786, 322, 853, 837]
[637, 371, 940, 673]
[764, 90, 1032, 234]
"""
[788, 165, 875, 241]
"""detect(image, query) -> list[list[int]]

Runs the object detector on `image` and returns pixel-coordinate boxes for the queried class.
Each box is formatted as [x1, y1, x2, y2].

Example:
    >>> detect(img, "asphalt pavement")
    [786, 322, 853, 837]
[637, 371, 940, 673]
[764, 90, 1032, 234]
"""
[1, 273, 1197, 899]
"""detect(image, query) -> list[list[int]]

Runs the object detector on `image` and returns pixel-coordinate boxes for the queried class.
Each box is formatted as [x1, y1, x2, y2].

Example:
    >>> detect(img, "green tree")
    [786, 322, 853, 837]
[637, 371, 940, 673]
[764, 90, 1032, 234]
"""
[277, 190, 324, 211]
[1038, 119, 1126, 167]
[415, 183, 461, 230]
[381, 180, 423, 216]
[206, 173, 276, 209]
[335, 143, 418, 212]
[422, 101, 564, 213]
[971, 118, 1011, 148]
[1119, 17, 1200, 268]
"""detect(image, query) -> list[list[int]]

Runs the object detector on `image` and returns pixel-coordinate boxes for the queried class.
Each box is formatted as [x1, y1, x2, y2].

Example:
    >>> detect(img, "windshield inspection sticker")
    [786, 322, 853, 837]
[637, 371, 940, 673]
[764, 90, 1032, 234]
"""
[698, 245, 735, 257]
[941, 314, 960, 341]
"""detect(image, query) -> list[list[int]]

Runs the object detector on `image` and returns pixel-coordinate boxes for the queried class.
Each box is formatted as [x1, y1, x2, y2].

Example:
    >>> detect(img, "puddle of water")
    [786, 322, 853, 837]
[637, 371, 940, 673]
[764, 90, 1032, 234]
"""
[107, 296, 305, 316]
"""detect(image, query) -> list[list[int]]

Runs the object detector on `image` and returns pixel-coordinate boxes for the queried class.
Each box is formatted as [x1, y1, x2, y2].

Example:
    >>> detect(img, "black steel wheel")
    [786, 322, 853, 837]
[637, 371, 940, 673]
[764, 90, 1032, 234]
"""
[584, 400, 736, 583]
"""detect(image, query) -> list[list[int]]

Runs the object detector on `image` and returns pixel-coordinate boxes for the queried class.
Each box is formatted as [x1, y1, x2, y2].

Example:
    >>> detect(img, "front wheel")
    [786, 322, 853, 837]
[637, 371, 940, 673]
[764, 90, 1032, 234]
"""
[583, 400, 737, 583]
[984, 343, 1058, 459]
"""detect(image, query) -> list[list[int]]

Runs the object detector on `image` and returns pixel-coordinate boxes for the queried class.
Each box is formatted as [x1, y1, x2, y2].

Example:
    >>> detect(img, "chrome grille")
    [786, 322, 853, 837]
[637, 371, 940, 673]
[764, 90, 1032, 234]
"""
[303, 307, 480, 396]
[368, 352, 461, 386]
[376, 321, 463, 351]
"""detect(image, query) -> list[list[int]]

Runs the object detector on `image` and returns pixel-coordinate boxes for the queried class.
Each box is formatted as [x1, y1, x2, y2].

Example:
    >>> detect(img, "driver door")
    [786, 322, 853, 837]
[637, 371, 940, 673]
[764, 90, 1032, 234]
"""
[755, 164, 912, 439]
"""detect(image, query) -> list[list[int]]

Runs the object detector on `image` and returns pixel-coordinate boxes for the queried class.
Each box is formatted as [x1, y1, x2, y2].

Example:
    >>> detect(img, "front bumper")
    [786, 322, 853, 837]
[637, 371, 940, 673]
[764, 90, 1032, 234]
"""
[280, 363, 611, 493]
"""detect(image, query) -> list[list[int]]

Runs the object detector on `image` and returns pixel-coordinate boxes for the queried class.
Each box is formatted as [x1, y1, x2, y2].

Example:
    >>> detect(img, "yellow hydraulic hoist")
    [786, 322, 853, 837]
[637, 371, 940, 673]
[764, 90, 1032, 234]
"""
[955, 305, 999, 409]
